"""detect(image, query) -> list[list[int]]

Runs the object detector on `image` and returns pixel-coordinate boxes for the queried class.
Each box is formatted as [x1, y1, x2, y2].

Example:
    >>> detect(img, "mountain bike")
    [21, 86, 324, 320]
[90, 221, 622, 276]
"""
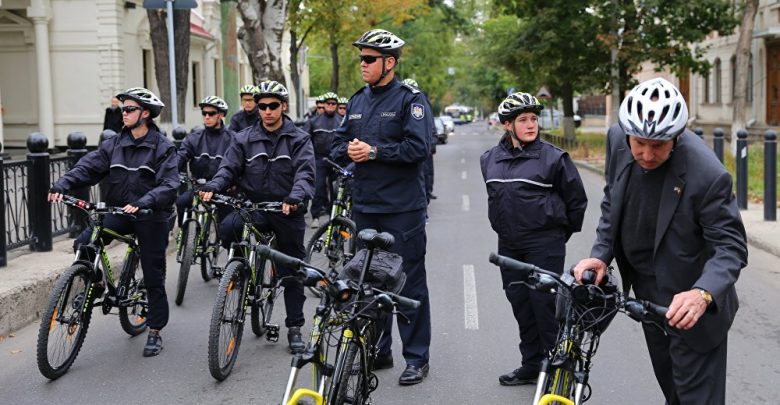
[263, 229, 418, 405]
[305, 158, 356, 298]
[37, 196, 151, 379]
[174, 175, 224, 305]
[488, 253, 674, 405]
[206, 194, 302, 381]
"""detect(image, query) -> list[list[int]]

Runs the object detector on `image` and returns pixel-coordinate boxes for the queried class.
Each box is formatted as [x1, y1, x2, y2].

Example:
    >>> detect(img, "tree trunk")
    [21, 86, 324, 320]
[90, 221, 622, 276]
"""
[221, 1, 240, 115]
[146, 9, 190, 125]
[330, 32, 340, 92]
[236, 0, 288, 84]
[731, 0, 759, 155]
[561, 81, 576, 141]
[289, 29, 301, 116]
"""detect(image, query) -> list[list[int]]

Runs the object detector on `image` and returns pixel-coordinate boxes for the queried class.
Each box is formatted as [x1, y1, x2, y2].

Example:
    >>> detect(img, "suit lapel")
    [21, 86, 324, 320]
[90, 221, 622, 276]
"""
[654, 146, 687, 257]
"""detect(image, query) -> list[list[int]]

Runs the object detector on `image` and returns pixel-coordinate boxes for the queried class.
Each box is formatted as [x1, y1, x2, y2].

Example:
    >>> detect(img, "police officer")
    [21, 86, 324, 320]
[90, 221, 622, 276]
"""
[332, 29, 432, 386]
[199, 80, 315, 353]
[49, 87, 179, 357]
[480, 92, 587, 385]
[337, 97, 348, 117]
[176, 96, 235, 228]
[314, 94, 326, 116]
[402, 78, 437, 205]
[229, 84, 260, 133]
[304, 91, 341, 228]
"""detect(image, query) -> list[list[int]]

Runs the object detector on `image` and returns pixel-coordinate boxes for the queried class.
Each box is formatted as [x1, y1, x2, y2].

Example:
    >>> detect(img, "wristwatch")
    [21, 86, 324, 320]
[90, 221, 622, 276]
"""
[368, 146, 377, 160]
[697, 288, 713, 306]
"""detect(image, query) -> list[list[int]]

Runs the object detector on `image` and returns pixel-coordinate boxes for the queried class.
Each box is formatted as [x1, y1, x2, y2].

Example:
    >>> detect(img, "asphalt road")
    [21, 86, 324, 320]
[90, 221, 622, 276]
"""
[1, 122, 779, 404]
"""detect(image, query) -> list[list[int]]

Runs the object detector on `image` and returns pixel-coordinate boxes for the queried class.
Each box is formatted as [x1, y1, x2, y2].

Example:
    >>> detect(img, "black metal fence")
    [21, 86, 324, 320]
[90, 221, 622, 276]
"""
[0, 132, 92, 267]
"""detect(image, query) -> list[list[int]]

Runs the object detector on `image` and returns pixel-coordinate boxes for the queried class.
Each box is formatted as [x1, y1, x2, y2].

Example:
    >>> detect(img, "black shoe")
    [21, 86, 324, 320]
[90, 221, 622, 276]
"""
[372, 354, 394, 371]
[287, 326, 305, 354]
[498, 366, 539, 386]
[399, 363, 429, 386]
[143, 329, 163, 357]
[429, 194, 438, 200]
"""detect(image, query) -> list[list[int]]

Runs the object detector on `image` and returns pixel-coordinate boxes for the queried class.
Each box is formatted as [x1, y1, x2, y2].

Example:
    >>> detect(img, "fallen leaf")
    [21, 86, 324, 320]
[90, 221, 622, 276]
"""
[10, 349, 22, 354]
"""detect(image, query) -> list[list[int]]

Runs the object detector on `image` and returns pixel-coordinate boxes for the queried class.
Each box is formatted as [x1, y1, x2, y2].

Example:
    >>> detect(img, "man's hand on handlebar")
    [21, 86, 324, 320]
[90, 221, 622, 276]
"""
[666, 289, 707, 330]
[199, 191, 214, 202]
[572, 258, 608, 285]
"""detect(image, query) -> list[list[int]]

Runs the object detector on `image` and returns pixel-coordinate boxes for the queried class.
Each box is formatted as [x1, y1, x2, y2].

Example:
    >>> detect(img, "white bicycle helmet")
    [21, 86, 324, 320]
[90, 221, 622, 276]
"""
[199, 96, 229, 114]
[402, 78, 419, 89]
[116, 87, 165, 118]
[254, 80, 289, 102]
[321, 92, 339, 102]
[619, 78, 688, 140]
[353, 29, 405, 59]
[239, 85, 259, 97]
[497, 92, 543, 123]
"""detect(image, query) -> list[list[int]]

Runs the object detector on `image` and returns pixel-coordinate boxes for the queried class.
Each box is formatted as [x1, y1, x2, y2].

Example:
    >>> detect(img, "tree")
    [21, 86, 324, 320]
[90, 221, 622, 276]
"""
[731, 0, 759, 153]
[236, 0, 288, 83]
[146, 9, 191, 124]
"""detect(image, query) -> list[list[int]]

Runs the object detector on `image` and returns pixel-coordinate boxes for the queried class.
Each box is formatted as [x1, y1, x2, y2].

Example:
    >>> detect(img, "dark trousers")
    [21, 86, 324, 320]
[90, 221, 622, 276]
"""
[633, 274, 728, 405]
[498, 243, 564, 371]
[74, 215, 171, 330]
[424, 154, 434, 201]
[311, 157, 332, 219]
[354, 209, 431, 367]
[218, 210, 306, 327]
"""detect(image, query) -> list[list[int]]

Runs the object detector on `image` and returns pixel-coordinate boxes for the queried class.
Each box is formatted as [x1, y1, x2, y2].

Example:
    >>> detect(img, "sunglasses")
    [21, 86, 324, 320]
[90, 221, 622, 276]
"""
[325, 101, 337, 105]
[359, 55, 383, 64]
[201, 110, 219, 117]
[258, 102, 281, 111]
[338, 106, 347, 109]
[121, 106, 141, 113]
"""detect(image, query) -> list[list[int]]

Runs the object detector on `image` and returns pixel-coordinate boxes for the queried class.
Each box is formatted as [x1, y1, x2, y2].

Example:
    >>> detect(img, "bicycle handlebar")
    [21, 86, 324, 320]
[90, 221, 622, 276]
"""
[208, 193, 303, 212]
[58, 195, 152, 216]
[322, 157, 353, 177]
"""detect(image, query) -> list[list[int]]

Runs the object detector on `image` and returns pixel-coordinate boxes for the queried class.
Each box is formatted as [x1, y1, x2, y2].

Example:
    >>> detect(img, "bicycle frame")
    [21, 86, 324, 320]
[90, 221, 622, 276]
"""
[320, 160, 354, 264]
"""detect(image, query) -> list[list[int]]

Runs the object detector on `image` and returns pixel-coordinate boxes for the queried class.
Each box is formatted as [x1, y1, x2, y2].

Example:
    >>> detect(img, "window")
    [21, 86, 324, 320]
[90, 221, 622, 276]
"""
[714, 58, 722, 104]
[703, 72, 711, 104]
[143, 49, 153, 89]
[730, 55, 737, 102]
[192, 61, 201, 108]
[747, 55, 754, 102]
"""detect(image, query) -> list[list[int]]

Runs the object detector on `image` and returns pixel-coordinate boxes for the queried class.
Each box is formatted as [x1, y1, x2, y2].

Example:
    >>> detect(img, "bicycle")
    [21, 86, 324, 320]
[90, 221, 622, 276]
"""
[174, 175, 224, 305]
[305, 158, 356, 298]
[262, 229, 418, 405]
[488, 253, 674, 405]
[206, 194, 303, 381]
[37, 196, 152, 379]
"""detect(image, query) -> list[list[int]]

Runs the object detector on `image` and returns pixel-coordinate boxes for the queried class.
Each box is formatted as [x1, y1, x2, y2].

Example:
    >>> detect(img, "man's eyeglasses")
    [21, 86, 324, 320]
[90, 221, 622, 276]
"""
[325, 101, 337, 106]
[316, 106, 325, 110]
[338, 106, 346, 109]
[359, 55, 382, 64]
[201, 110, 219, 117]
[121, 106, 141, 113]
[258, 102, 281, 111]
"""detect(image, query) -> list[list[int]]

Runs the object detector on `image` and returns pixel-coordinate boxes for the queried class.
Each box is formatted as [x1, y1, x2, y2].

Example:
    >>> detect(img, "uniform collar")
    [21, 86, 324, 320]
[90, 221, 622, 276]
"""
[249, 115, 297, 142]
[369, 77, 399, 94]
[118, 127, 160, 148]
[495, 134, 541, 161]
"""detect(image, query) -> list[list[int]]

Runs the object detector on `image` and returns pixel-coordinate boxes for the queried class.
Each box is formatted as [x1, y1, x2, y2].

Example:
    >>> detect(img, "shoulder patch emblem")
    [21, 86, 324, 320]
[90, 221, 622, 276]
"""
[411, 104, 424, 120]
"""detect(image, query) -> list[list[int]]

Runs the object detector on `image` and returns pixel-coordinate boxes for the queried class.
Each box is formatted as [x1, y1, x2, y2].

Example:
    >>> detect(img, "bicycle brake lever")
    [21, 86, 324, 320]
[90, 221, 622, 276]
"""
[393, 309, 411, 325]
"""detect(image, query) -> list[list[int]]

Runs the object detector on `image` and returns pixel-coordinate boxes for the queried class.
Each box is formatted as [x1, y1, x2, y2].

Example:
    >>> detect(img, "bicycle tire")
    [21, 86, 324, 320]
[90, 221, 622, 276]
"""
[36, 264, 95, 380]
[305, 218, 356, 297]
[175, 221, 198, 305]
[549, 367, 576, 405]
[200, 215, 220, 282]
[331, 340, 368, 405]
[118, 251, 148, 336]
[208, 260, 248, 381]
[250, 255, 275, 337]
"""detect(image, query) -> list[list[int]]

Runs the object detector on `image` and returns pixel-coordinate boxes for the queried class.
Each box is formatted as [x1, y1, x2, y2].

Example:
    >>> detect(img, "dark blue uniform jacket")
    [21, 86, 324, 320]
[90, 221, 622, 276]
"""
[480, 135, 587, 248]
[229, 108, 259, 133]
[303, 112, 343, 157]
[177, 122, 234, 180]
[53, 125, 179, 220]
[208, 116, 315, 204]
[331, 78, 431, 214]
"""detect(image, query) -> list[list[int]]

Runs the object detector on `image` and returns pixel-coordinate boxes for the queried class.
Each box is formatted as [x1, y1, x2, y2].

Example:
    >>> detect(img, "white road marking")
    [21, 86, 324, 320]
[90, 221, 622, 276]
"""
[461, 171, 467, 180]
[461, 195, 470, 211]
[463, 265, 479, 330]
[460, 158, 466, 164]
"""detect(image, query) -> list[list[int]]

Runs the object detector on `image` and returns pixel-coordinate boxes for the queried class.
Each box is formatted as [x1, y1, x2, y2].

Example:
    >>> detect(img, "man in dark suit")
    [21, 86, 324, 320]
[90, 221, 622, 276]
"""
[573, 78, 747, 405]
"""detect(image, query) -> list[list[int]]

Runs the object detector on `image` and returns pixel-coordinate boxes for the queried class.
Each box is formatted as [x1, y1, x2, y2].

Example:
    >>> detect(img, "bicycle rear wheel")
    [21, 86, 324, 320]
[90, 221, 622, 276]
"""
[118, 251, 148, 336]
[208, 260, 248, 381]
[251, 255, 276, 337]
[175, 221, 198, 305]
[36, 264, 95, 379]
[200, 215, 221, 282]
[305, 218, 356, 297]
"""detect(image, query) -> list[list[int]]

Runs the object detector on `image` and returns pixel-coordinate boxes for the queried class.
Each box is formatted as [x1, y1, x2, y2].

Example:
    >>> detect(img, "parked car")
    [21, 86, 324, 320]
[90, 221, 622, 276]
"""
[434, 117, 448, 144]
[439, 115, 455, 136]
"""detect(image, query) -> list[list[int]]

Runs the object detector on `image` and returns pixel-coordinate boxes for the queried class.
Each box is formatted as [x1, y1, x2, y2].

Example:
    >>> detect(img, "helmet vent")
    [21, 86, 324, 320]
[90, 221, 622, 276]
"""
[658, 105, 669, 123]
[672, 103, 682, 119]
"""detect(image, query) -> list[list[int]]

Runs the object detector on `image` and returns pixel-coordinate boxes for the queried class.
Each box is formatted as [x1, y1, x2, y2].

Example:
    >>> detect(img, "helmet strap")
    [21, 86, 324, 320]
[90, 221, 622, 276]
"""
[371, 55, 392, 87]
[125, 106, 146, 131]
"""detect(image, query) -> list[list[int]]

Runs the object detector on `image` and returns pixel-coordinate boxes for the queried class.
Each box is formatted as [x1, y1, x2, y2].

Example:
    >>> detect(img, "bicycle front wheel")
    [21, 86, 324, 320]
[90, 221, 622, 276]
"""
[36, 264, 95, 379]
[548, 367, 576, 405]
[118, 251, 148, 336]
[175, 221, 198, 305]
[208, 260, 249, 381]
[331, 340, 368, 405]
[305, 218, 356, 297]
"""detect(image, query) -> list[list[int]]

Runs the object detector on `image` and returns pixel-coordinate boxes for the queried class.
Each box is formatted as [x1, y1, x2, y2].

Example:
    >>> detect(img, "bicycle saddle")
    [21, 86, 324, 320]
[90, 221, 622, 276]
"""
[357, 229, 394, 250]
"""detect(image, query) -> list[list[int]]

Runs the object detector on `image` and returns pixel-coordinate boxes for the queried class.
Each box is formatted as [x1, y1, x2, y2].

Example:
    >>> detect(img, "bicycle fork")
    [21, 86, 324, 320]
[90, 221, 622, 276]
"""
[533, 359, 586, 405]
